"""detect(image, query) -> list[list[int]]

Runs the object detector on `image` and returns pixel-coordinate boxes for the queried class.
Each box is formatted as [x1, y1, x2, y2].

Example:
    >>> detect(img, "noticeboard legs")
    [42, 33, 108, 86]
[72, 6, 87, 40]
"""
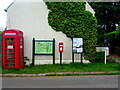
[32, 38, 35, 66]
[72, 53, 74, 64]
[53, 38, 55, 64]
[60, 52, 62, 65]
[81, 53, 83, 63]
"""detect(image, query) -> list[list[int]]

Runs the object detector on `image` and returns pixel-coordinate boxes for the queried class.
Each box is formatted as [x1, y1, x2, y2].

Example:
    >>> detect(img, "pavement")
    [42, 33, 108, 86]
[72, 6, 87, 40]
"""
[0, 71, 119, 77]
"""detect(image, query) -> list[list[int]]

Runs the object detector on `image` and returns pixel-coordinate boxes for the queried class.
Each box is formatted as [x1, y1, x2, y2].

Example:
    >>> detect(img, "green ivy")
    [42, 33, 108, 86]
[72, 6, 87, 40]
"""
[45, 2, 98, 61]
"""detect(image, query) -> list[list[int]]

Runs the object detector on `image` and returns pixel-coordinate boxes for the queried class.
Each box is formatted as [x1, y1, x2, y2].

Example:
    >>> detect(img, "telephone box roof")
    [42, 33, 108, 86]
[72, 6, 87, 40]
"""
[3, 29, 23, 34]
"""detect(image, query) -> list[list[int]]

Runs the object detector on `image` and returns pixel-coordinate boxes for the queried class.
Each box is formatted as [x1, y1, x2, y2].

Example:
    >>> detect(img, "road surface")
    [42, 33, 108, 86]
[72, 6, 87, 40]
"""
[2, 75, 119, 88]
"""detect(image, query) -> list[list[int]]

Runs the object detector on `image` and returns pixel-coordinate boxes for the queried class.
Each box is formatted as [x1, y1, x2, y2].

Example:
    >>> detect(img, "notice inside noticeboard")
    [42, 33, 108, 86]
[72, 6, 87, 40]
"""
[35, 41, 53, 54]
[72, 38, 83, 54]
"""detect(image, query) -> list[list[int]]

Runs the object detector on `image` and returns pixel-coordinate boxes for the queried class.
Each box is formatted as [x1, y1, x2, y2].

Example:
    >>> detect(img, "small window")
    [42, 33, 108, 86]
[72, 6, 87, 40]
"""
[6, 49, 14, 52]
[5, 38, 14, 41]
[6, 64, 15, 67]
[20, 39, 23, 41]
[6, 53, 15, 55]
[6, 42, 14, 45]
[18, 34, 23, 36]
[6, 57, 15, 59]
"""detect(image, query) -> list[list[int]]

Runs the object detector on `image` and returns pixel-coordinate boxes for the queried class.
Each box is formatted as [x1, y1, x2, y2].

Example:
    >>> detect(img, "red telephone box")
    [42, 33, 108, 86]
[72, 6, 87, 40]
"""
[59, 42, 64, 53]
[2, 29, 24, 69]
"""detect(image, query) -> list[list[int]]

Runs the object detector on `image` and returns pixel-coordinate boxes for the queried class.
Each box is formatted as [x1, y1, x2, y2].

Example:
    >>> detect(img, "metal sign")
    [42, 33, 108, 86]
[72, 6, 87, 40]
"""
[96, 47, 109, 56]
[72, 38, 83, 53]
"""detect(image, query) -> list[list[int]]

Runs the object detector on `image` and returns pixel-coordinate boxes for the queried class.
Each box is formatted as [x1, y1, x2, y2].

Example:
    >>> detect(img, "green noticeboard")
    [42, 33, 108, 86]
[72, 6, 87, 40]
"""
[32, 38, 55, 65]
[35, 41, 53, 54]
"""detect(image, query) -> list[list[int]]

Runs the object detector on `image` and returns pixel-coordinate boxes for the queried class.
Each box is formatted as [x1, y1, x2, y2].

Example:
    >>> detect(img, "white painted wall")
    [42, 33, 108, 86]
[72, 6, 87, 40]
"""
[7, 1, 92, 64]
[86, 2, 95, 16]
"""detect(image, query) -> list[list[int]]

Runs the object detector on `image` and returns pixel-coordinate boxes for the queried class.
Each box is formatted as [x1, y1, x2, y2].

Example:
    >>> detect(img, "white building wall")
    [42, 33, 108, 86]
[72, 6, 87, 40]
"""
[86, 2, 95, 16]
[7, 1, 92, 64]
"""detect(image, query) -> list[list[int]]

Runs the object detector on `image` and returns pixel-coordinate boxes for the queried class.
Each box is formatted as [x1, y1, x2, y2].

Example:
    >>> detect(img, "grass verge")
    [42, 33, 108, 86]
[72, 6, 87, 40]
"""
[2, 62, 120, 74]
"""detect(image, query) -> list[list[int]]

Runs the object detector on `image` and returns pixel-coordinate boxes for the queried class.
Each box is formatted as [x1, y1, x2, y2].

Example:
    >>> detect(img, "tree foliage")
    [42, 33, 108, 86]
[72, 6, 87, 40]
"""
[89, 2, 120, 33]
[45, 2, 98, 61]
[89, 2, 120, 52]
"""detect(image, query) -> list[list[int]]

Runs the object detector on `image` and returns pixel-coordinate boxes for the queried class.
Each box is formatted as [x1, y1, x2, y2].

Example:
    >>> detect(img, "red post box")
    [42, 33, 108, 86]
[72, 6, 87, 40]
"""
[2, 29, 24, 69]
[59, 42, 64, 53]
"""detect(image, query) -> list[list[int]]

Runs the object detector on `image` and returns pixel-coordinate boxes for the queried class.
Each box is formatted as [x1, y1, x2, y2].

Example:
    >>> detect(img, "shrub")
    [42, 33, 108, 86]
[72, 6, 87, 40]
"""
[91, 51, 116, 63]
[93, 51, 105, 63]
[24, 56, 32, 67]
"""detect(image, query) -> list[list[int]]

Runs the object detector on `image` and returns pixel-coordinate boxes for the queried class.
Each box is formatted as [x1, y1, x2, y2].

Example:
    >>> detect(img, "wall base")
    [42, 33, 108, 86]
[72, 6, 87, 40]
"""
[35, 59, 90, 65]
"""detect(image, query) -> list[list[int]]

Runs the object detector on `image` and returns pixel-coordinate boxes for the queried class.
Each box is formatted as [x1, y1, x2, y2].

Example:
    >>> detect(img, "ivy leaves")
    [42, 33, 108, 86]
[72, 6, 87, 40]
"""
[45, 2, 98, 61]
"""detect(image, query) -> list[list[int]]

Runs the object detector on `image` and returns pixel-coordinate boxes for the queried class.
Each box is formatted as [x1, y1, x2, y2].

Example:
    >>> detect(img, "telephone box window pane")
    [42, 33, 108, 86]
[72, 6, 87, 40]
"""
[20, 46, 23, 48]
[20, 56, 23, 65]
[5, 38, 15, 45]
[20, 49, 22, 52]
[5, 46, 15, 49]
[6, 57, 15, 59]
[20, 56, 23, 59]
[18, 34, 23, 36]
[6, 64, 15, 67]
[20, 42, 22, 45]
[20, 53, 22, 55]
[5, 38, 14, 41]
[6, 42, 14, 45]
[20, 39, 23, 41]
[7, 46, 14, 49]
[5, 61, 15, 63]
[20, 63, 23, 65]
[6, 49, 15, 52]
[6, 53, 15, 55]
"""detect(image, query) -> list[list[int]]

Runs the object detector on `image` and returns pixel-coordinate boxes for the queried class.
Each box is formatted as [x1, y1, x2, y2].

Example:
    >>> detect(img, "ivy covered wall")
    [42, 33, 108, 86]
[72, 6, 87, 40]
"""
[45, 2, 98, 61]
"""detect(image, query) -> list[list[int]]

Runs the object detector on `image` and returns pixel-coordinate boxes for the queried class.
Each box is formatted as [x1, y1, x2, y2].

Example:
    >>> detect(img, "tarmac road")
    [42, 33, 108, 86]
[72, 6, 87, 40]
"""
[2, 75, 119, 88]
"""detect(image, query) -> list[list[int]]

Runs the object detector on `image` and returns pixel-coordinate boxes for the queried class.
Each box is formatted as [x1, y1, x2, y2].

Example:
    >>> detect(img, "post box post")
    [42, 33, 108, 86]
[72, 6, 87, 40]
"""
[59, 42, 64, 65]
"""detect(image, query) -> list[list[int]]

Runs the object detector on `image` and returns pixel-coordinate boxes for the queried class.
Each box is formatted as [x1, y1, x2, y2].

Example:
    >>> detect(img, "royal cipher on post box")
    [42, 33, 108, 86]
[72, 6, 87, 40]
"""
[2, 29, 24, 69]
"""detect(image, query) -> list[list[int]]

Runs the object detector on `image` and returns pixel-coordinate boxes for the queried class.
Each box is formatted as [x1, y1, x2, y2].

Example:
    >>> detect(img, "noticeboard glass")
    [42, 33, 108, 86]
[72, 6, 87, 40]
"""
[35, 41, 53, 55]
[72, 38, 83, 53]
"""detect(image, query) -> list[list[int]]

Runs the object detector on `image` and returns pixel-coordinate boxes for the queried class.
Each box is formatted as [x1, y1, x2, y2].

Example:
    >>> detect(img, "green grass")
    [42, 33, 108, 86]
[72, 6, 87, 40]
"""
[2, 62, 120, 74]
